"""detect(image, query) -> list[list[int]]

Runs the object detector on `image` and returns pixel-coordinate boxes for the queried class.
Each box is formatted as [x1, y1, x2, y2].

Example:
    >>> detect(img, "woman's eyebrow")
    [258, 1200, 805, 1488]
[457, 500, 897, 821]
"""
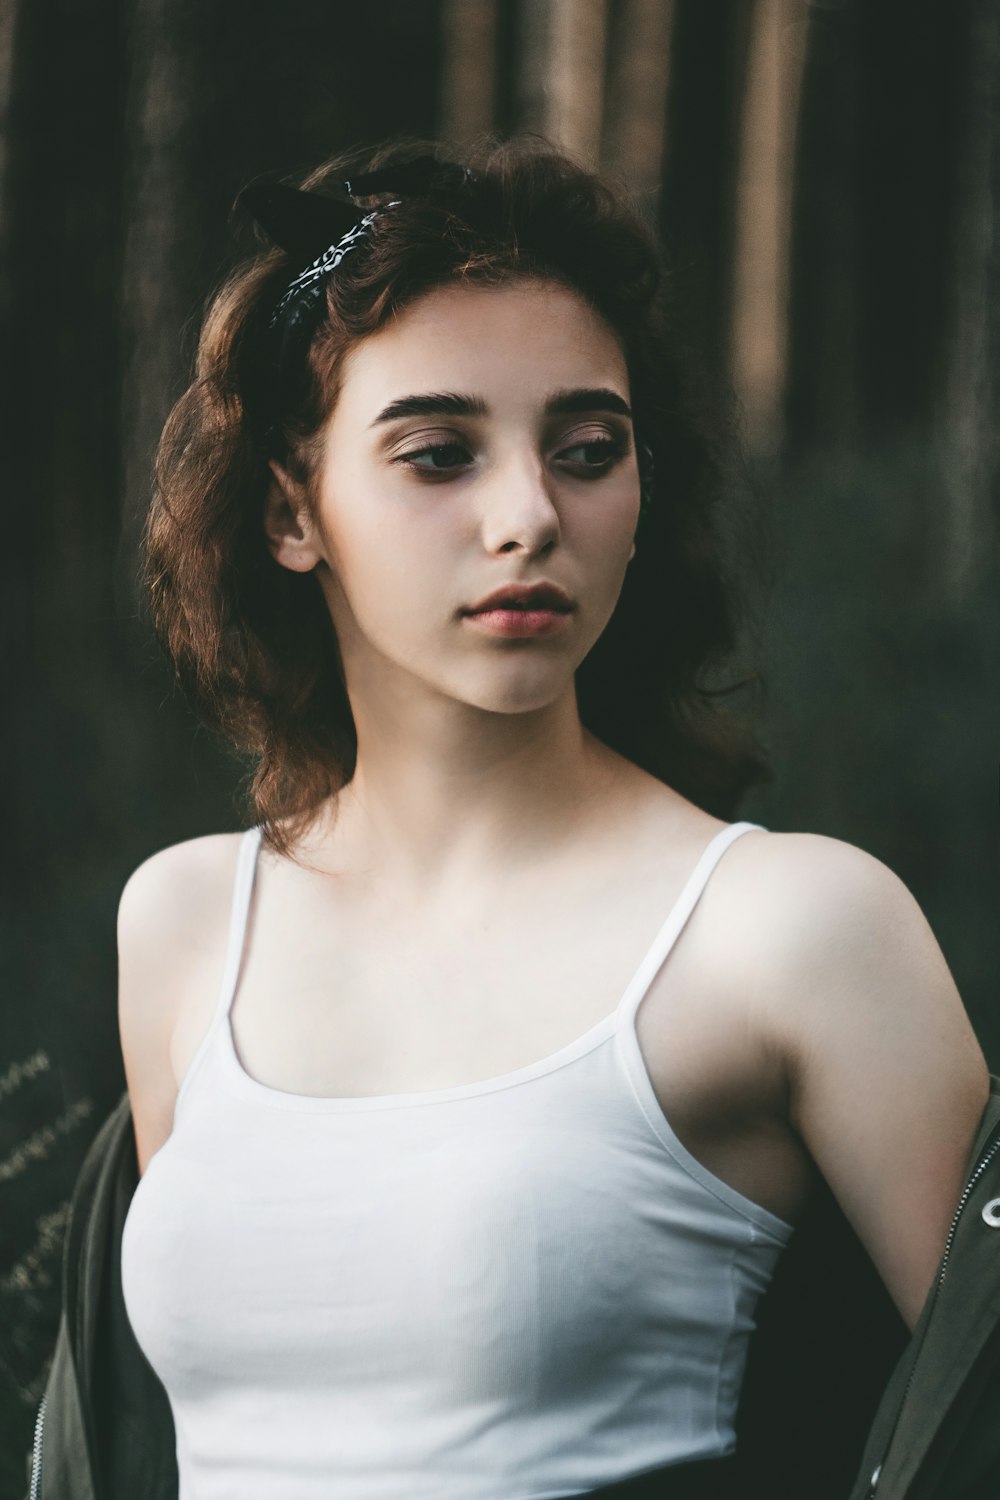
[370, 387, 632, 427]
[545, 388, 632, 418]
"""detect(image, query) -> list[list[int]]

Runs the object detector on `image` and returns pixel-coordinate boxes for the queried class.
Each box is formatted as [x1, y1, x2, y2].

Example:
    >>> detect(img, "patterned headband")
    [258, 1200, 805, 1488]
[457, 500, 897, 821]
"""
[266, 206, 392, 329]
[238, 157, 476, 345]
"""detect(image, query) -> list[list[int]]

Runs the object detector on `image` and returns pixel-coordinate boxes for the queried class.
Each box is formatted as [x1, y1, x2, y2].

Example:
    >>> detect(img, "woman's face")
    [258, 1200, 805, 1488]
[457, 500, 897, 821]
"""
[267, 277, 641, 718]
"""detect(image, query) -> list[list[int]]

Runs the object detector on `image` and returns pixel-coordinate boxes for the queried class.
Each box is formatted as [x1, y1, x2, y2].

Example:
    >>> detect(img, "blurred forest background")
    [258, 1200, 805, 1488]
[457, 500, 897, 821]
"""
[2, 0, 998, 1492]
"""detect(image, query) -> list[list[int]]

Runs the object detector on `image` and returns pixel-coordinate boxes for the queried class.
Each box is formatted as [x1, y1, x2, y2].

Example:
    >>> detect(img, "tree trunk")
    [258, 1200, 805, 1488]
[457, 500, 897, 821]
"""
[729, 0, 805, 455]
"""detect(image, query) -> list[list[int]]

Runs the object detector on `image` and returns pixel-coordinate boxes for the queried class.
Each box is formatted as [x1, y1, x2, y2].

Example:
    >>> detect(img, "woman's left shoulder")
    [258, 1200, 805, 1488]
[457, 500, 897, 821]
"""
[724, 827, 990, 1331]
[721, 826, 988, 1094]
[725, 825, 928, 956]
[719, 825, 986, 1056]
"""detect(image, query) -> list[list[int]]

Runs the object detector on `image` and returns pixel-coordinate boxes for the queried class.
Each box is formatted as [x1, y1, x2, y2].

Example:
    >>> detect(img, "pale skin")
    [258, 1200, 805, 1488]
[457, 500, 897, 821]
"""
[119, 278, 990, 1336]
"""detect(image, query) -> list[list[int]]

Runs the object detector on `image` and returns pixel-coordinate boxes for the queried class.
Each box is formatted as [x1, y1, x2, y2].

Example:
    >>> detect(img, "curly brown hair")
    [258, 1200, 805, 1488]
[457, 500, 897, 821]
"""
[144, 136, 772, 856]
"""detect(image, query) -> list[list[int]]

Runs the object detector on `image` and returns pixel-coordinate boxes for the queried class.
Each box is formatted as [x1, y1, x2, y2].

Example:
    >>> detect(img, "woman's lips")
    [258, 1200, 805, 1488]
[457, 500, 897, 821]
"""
[462, 607, 572, 637]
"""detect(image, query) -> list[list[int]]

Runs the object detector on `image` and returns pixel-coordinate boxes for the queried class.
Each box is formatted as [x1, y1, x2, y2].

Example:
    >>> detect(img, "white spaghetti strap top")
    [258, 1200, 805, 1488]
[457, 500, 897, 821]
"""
[122, 819, 792, 1500]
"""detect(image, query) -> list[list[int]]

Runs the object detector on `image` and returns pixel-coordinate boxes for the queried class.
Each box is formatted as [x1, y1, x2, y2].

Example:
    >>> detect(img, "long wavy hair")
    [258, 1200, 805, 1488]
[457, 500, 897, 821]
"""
[145, 136, 772, 856]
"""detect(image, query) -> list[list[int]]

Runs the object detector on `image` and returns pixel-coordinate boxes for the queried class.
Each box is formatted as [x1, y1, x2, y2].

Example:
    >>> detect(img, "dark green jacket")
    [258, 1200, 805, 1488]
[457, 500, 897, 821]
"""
[24, 1078, 1000, 1500]
[846, 1072, 1000, 1500]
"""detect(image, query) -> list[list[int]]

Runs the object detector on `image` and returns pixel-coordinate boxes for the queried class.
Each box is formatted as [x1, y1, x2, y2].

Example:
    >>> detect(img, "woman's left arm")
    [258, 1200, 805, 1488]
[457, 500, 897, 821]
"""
[746, 833, 991, 1333]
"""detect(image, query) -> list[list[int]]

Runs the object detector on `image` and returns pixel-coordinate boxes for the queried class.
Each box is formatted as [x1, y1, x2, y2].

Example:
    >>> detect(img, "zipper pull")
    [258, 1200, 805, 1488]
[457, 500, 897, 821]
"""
[866, 1462, 882, 1497]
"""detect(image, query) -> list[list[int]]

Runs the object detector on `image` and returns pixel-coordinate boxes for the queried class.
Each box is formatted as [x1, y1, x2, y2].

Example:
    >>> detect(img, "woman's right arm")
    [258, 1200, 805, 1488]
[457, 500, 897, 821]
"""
[116, 834, 242, 1176]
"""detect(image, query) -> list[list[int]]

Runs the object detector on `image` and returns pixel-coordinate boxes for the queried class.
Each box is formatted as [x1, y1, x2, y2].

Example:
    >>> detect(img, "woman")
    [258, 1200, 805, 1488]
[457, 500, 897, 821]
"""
[105, 140, 987, 1498]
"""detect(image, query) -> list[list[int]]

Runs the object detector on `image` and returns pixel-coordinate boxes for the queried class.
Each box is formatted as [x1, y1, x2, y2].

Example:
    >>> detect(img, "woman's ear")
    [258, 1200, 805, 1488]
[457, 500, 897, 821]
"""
[264, 460, 324, 573]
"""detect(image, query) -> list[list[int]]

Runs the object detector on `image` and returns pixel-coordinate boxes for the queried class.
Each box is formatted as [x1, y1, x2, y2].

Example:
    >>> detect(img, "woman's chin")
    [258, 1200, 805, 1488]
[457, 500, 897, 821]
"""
[451, 675, 578, 717]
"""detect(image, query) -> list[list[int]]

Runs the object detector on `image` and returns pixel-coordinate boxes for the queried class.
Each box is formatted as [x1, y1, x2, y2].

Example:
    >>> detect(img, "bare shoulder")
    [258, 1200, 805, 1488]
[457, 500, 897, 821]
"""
[714, 826, 983, 1047]
[118, 831, 244, 1174]
[714, 827, 989, 1326]
[719, 824, 906, 909]
[117, 831, 244, 963]
[716, 827, 967, 998]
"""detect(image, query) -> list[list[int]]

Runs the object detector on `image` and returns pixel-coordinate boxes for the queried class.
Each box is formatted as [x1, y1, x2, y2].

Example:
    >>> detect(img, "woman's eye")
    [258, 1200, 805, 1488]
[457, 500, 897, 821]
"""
[397, 442, 472, 475]
[393, 433, 625, 480]
[556, 438, 624, 474]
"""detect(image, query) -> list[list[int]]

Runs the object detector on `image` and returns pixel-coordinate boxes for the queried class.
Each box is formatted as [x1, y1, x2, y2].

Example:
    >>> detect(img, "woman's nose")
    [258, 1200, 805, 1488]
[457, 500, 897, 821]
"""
[479, 451, 561, 555]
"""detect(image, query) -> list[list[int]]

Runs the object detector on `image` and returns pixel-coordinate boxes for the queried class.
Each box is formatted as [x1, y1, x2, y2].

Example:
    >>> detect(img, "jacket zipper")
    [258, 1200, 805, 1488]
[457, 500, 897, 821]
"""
[866, 1123, 1000, 1497]
[29, 1390, 46, 1500]
[932, 1126, 1000, 1291]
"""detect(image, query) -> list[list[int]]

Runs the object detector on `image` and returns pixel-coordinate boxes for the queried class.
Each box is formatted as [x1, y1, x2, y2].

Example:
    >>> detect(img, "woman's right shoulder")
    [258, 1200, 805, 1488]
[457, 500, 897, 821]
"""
[117, 830, 247, 953]
[117, 830, 250, 1023]
[117, 832, 249, 1171]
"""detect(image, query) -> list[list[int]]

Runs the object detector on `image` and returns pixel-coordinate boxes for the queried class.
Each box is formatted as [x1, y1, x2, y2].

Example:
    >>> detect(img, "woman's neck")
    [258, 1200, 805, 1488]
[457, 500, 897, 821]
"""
[301, 700, 641, 905]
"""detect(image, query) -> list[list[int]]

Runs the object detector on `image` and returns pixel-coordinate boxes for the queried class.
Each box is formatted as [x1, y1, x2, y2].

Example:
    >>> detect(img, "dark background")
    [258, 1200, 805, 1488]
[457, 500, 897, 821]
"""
[2, 0, 998, 1493]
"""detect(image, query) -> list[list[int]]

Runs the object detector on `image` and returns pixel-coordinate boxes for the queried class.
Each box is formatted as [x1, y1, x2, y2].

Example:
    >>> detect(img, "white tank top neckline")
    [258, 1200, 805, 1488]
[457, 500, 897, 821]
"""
[122, 816, 794, 1500]
[194, 818, 776, 1128]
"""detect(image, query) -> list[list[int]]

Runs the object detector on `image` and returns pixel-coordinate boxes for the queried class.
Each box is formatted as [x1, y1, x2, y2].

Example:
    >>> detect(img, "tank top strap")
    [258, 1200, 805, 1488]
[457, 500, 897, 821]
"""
[619, 819, 766, 1025]
[216, 825, 264, 1021]
[172, 825, 264, 1116]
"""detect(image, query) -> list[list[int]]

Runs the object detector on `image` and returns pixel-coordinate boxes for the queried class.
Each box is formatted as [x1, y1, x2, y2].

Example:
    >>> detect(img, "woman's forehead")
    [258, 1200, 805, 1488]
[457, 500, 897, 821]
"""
[334, 279, 630, 420]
